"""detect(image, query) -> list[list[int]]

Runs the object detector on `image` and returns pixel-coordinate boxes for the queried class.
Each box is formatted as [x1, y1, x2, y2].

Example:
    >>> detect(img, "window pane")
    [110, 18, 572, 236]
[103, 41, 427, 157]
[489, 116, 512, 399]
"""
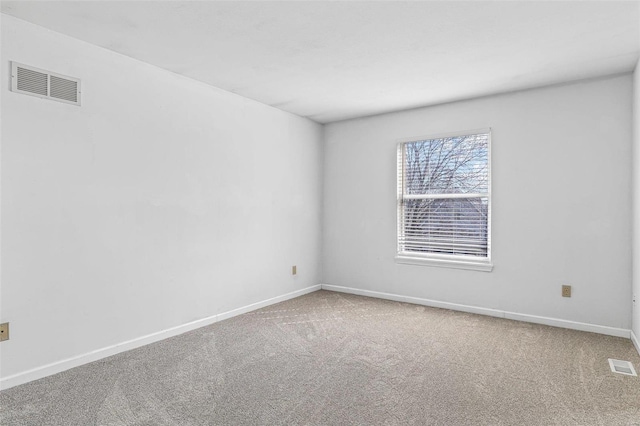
[400, 197, 488, 257]
[405, 133, 488, 195]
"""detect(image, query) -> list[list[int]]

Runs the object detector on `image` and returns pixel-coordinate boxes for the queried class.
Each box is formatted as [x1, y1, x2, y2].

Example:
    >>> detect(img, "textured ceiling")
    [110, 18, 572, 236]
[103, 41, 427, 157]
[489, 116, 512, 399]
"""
[2, 1, 639, 123]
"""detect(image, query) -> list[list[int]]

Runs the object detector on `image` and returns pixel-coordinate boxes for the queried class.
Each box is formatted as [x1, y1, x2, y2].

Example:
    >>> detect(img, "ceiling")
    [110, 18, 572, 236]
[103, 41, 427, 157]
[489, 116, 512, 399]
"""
[2, 1, 639, 123]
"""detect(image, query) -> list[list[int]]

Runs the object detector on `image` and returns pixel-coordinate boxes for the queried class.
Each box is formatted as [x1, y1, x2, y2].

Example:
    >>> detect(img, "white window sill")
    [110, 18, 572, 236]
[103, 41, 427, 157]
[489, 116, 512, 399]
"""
[395, 254, 493, 272]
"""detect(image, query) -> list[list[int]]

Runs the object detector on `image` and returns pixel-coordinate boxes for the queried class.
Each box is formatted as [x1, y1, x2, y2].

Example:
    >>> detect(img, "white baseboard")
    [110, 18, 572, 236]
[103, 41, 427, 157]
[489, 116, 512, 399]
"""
[321, 284, 631, 339]
[0, 284, 321, 391]
[632, 330, 640, 357]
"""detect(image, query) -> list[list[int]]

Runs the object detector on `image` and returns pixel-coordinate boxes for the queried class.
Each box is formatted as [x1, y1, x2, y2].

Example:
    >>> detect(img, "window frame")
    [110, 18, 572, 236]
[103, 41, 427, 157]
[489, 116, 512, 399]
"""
[396, 128, 493, 272]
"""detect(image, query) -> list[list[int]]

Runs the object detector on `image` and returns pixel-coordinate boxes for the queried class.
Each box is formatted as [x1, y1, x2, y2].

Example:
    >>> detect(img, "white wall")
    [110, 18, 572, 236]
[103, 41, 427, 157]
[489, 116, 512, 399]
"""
[633, 58, 640, 348]
[0, 15, 323, 382]
[324, 75, 633, 330]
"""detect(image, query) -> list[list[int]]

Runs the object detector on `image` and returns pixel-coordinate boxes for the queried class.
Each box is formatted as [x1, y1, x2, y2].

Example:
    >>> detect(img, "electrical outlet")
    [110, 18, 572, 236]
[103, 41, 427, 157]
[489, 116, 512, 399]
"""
[562, 285, 571, 298]
[292, 265, 297, 275]
[0, 323, 9, 342]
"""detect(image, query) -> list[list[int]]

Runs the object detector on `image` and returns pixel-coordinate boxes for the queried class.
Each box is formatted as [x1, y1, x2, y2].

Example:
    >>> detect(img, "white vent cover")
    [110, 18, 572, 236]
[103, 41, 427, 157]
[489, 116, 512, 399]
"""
[608, 359, 637, 376]
[11, 62, 81, 106]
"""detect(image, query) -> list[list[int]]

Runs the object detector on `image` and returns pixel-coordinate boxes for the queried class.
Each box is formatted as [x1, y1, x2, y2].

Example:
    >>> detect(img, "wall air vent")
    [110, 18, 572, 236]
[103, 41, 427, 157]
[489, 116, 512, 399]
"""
[11, 62, 81, 106]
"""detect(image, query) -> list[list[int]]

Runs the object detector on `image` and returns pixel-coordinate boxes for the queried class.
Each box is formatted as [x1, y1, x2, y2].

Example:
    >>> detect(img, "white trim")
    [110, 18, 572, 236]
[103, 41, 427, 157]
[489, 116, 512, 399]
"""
[396, 129, 492, 268]
[214, 285, 320, 321]
[321, 284, 631, 338]
[395, 254, 493, 272]
[632, 330, 640, 357]
[0, 285, 321, 391]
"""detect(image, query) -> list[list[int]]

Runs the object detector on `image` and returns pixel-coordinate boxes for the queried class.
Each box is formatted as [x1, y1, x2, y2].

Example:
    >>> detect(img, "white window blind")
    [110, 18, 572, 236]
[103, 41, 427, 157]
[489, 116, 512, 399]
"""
[397, 130, 491, 270]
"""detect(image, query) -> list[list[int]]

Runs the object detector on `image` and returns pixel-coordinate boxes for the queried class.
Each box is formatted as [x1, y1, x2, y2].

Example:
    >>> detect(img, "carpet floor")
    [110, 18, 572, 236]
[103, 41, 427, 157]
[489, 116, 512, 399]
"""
[1, 290, 639, 425]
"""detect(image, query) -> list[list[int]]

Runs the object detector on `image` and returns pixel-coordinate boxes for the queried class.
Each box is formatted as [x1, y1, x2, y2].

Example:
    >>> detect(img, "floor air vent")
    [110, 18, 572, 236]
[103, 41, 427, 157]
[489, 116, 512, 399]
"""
[608, 359, 637, 376]
[11, 62, 81, 106]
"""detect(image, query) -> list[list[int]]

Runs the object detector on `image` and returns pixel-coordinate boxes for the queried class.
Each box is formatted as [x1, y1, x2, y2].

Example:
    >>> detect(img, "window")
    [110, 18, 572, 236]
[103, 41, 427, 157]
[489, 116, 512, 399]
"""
[396, 130, 492, 271]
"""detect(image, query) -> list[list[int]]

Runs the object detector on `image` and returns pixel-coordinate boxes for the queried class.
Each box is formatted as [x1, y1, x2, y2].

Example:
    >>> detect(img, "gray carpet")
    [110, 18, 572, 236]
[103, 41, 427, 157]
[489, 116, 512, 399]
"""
[1, 290, 639, 425]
